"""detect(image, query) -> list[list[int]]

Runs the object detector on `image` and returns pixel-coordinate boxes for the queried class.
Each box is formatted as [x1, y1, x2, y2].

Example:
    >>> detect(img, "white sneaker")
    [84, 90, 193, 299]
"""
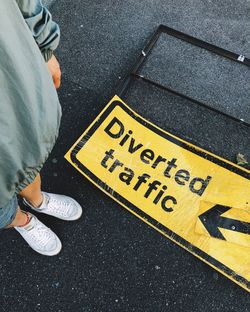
[15, 214, 62, 256]
[23, 192, 83, 221]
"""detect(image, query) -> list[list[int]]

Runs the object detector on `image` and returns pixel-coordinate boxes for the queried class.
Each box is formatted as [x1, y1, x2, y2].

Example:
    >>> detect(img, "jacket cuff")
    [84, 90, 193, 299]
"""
[42, 49, 54, 62]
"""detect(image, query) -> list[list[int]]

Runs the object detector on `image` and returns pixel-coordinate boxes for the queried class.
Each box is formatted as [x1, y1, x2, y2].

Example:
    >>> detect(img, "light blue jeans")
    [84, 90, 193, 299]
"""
[0, 196, 18, 229]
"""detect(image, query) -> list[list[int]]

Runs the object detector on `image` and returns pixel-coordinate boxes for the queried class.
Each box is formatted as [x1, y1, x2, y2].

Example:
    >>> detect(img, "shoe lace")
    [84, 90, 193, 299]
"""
[47, 195, 72, 217]
[29, 224, 54, 248]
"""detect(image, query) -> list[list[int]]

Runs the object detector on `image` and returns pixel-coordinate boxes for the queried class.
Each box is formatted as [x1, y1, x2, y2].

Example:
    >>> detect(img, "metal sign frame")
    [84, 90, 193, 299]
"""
[116, 24, 250, 128]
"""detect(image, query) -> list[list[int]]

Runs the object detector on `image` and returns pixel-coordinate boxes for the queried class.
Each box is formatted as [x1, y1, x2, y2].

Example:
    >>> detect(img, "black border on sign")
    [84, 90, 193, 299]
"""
[116, 24, 250, 128]
[69, 100, 250, 290]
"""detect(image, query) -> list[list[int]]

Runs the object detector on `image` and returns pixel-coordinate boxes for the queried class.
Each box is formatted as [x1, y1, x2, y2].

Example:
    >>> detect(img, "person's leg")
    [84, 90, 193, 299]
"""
[0, 196, 28, 229]
[2, 174, 44, 230]
[6, 207, 29, 228]
[5, 172, 82, 256]
[19, 174, 43, 208]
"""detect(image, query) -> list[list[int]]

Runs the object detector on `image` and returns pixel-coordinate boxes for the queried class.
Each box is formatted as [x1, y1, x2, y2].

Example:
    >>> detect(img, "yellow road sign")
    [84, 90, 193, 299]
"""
[65, 95, 250, 292]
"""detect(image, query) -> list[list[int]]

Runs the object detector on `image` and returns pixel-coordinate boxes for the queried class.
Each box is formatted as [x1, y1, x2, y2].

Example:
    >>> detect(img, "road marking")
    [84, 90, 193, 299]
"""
[65, 95, 250, 292]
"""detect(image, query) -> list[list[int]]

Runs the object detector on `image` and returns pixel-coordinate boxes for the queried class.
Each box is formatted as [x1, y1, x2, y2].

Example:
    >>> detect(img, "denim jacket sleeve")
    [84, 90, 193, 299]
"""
[15, 0, 60, 61]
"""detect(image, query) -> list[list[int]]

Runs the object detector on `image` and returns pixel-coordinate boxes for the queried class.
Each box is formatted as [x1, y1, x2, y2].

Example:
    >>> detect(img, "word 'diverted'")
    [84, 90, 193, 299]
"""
[102, 117, 212, 212]
[65, 96, 250, 292]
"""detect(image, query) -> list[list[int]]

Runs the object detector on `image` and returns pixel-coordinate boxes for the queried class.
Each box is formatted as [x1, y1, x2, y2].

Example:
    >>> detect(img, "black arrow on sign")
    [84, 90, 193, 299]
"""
[198, 204, 250, 240]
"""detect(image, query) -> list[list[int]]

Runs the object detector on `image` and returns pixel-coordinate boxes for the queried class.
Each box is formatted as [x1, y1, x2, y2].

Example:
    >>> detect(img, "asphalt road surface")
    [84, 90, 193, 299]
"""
[1, 1, 250, 311]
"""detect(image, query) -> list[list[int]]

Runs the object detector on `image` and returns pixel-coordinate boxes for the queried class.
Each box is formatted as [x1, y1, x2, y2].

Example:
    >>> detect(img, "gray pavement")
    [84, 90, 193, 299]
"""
[1, 1, 250, 311]
[43, 0, 54, 7]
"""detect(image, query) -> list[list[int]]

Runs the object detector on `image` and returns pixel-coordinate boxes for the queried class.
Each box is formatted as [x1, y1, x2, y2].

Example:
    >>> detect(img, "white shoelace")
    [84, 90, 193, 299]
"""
[46, 196, 72, 218]
[28, 223, 54, 248]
